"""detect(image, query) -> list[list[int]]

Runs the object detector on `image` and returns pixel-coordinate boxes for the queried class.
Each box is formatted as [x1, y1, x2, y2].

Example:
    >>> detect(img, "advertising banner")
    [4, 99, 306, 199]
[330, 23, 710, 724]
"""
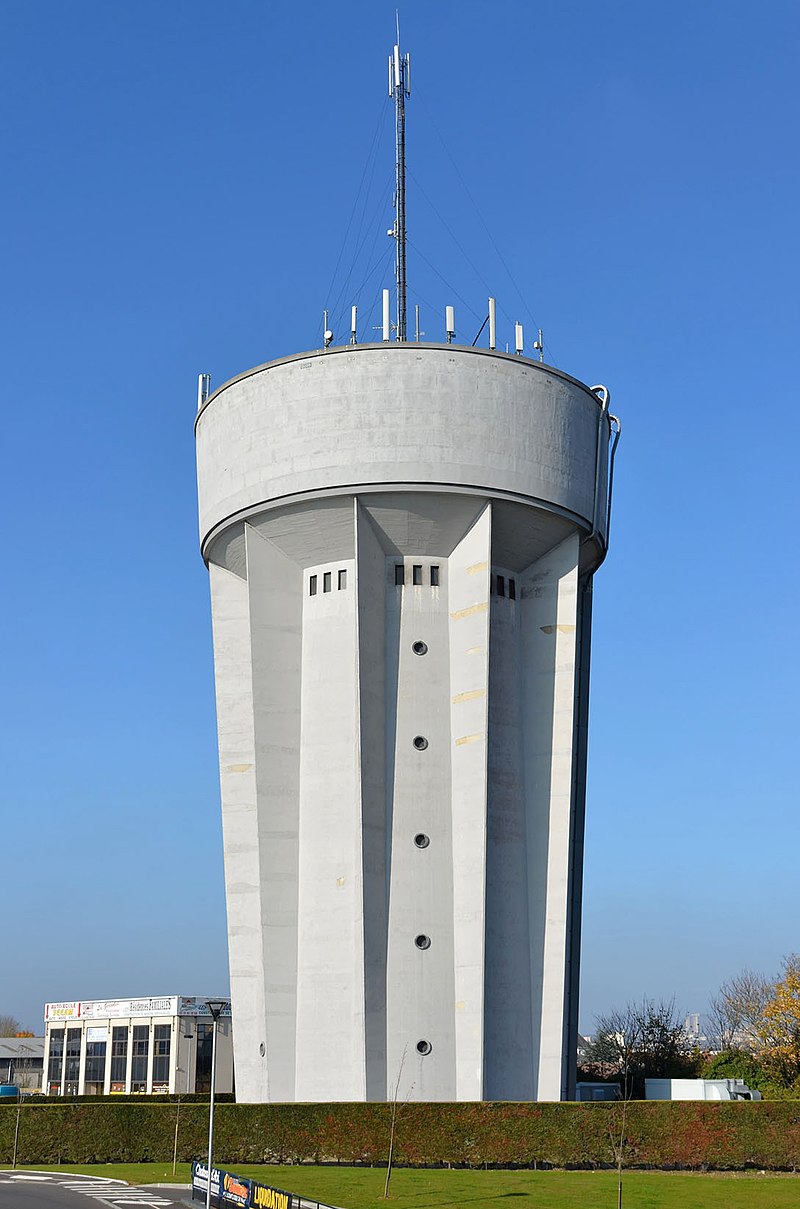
[192, 1162, 221, 1205]
[191, 1163, 301, 1209]
[192, 1163, 250, 1208]
[249, 1183, 291, 1209]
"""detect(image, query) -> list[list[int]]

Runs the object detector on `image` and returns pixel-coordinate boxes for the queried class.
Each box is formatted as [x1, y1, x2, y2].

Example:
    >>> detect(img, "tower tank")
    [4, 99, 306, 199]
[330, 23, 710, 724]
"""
[195, 340, 616, 1102]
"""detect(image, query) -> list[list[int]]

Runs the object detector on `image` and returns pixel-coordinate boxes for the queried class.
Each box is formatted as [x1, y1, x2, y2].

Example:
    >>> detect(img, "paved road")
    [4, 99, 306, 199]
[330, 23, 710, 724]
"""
[0, 1172, 191, 1209]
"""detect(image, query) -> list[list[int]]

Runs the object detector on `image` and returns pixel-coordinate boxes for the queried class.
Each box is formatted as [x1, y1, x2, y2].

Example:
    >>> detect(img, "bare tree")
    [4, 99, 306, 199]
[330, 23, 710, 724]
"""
[381, 1047, 408, 1200]
[584, 998, 688, 1208]
[707, 993, 738, 1052]
[609, 1091, 629, 1209]
[0, 1015, 21, 1036]
[585, 998, 689, 1097]
[708, 969, 773, 1053]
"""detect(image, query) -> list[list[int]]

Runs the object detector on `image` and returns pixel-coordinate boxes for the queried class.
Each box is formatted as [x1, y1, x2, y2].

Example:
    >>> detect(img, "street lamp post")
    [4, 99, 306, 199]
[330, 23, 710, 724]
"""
[204, 1000, 229, 1209]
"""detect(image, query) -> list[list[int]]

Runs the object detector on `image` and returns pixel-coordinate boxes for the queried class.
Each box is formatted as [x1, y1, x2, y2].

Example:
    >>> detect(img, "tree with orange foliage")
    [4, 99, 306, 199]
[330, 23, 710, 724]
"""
[759, 954, 800, 1089]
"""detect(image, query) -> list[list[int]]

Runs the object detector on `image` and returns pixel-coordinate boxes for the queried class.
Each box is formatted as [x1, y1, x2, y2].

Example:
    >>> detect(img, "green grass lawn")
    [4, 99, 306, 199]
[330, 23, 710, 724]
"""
[2, 1163, 799, 1208]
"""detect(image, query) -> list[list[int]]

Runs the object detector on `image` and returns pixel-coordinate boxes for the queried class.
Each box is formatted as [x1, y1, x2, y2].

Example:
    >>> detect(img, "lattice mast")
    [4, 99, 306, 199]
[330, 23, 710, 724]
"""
[389, 28, 410, 341]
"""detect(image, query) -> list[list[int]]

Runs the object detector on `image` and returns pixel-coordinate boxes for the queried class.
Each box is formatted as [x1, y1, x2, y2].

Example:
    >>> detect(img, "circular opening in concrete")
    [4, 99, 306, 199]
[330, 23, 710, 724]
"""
[416, 1040, 432, 1056]
[259, 1042, 265, 1057]
[413, 735, 428, 750]
[415, 934, 431, 950]
[412, 640, 428, 655]
[414, 833, 430, 848]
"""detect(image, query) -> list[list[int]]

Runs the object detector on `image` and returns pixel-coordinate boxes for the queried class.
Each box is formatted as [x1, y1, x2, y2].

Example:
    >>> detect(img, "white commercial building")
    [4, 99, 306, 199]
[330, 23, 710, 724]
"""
[196, 341, 618, 1104]
[42, 997, 233, 1096]
[0, 1037, 45, 1090]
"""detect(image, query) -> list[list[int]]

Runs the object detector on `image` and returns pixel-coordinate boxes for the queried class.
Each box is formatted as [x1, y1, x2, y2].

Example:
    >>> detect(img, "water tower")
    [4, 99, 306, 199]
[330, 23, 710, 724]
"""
[195, 36, 619, 1104]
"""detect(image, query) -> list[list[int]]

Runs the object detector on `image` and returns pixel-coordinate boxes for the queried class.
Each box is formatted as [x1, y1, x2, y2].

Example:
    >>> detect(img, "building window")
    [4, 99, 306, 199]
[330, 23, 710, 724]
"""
[64, 1028, 81, 1095]
[412, 564, 422, 585]
[509, 578, 516, 600]
[309, 574, 317, 596]
[152, 1024, 171, 1087]
[131, 1025, 149, 1092]
[430, 565, 440, 586]
[110, 1026, 127, 1085]
[497, 574, 505, 597]
[195, 1023, 214, 1093]
[323, 571, 332, 593]
[395, 564, 405, 586]
[84, 1041, 106, 1088]
[338, 569, 347, 590]
[47, 1029, 64, 1087]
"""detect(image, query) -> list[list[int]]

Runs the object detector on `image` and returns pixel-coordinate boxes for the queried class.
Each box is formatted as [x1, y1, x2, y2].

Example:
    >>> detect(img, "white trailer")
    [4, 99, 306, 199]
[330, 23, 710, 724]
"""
[645, 1078, 761, 1101]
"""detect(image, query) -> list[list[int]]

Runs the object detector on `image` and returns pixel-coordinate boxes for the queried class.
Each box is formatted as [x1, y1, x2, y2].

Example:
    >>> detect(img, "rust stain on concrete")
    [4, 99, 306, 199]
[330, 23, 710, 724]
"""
[451, 601, 488, 620]
[455, 732, 484, 746]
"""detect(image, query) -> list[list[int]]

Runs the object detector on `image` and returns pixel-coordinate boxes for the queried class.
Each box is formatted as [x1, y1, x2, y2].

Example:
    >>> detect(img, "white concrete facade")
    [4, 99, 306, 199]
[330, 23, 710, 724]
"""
[196, 344, 613, 1103]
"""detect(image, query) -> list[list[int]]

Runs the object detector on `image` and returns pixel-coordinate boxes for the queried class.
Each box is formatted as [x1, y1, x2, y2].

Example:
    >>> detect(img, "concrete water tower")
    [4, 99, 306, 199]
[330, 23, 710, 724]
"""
[195, 36, 619, 1104]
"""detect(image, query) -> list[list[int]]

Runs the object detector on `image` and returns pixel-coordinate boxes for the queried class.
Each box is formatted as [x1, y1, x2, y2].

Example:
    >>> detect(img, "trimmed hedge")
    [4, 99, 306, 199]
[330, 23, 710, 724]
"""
[17, 1093, 233, 1105]
[1, 1100, 799, 1171]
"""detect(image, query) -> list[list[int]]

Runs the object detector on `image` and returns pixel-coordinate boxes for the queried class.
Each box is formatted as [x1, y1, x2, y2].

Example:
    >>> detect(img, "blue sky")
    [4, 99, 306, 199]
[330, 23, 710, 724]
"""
[2, 0, 798, 1037]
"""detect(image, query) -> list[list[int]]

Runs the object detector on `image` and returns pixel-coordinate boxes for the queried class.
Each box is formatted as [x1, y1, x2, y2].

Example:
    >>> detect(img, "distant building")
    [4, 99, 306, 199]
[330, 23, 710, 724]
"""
[0, 1037, 44, 1089]
[42, 997, 233, 1096]
[682, 1013, 708, 1046]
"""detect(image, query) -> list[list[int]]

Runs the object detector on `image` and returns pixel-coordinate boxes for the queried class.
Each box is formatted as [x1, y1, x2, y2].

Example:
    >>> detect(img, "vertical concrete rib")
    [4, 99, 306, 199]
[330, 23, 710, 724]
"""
[521, 533, 581, 1101]
[561, 575, 593, 1099]
[386, 546, 455, 1101]
[209, 559, 268, 1103]
[484, 568, 534, 1100]
[245, 524, 303, 1101]
[447, 504, 491, 1100]
[295, 549, 364, 1100]
[355, 501, 388, 1100]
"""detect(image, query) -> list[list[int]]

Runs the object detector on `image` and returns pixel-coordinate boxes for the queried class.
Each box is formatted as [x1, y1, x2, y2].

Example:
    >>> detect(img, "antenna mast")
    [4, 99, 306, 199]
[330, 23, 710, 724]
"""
[389, 23, 410, 341]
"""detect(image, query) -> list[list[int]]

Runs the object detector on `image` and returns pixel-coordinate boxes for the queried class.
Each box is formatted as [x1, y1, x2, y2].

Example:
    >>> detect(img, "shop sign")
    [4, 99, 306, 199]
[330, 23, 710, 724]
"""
[45, 1002, 81, 1021]
[80, 997, 178, 1020]
[179, 998, 232, 1017]
[86, 1027, 108, 1042]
